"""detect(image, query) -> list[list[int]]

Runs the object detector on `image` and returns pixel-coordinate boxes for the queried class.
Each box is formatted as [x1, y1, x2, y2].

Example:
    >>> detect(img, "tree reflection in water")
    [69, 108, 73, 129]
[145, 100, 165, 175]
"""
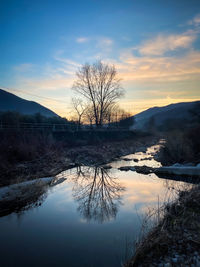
[71, 166, 125, 223]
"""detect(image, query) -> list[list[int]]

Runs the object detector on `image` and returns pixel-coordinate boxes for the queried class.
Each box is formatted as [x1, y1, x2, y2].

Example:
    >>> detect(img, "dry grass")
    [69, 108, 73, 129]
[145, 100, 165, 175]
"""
[158, 125, 200, 165]
[126, 185, 200, 266]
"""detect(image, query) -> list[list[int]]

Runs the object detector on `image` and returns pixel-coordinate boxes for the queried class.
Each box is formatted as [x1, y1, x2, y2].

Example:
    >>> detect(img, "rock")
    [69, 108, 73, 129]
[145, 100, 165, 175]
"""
[118, 166, 135, 171]
[102, 165, 112, 169]
[133, 158, 139, 162]
[134, 166, 154, 174]
[140, 157, 152, 161]
[122, 158, 132, 161]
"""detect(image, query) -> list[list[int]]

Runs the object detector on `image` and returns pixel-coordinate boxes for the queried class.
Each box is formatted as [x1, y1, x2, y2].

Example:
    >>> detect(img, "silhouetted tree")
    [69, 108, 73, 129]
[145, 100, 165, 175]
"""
[72, 61, 124, 127]
[71, 166, 125, 223]
[71, 98, 86, 127]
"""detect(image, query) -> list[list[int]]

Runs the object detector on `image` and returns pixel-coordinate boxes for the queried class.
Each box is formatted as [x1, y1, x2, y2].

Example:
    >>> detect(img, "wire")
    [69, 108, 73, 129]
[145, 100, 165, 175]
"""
[0, 86, 70, 105]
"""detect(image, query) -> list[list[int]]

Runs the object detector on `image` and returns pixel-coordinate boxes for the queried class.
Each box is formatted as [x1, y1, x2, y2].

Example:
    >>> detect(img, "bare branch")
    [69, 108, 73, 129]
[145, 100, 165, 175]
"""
[72, 60, 124, 127]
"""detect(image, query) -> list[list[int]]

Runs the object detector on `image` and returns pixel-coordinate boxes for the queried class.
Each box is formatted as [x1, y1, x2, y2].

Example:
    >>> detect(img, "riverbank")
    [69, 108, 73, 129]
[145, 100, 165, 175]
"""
[0, 135, 158, 187]
[0, 176, 67, 217]
[126, 185, 200, 267]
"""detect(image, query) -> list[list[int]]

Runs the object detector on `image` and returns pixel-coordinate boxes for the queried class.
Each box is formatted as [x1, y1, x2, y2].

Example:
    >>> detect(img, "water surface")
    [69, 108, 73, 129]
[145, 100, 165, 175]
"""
[0, 144, 191, 267]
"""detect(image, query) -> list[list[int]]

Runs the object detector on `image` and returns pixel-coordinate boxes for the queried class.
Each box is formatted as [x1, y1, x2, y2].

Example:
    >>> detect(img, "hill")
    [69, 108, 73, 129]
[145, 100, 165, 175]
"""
[131, 101, 200, 131]
[0, 89, 58, 117]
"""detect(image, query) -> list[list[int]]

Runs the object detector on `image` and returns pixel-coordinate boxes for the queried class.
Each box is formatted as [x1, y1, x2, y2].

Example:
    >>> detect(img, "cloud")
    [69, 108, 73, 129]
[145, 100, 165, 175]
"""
[9, 15, 200, 118]
[76, 36, 113, 50]
[188, 14, 200, 26]
[97, 37, 113, 47]
[138, 32, 196, 56]
[95, 37, 113, 53]
[76, 37, 89, 43]
[54, 50, 81, 68]
[117, 50, 200, 83]
[13, 63, 34, 72]
[21, 77, 74, 90]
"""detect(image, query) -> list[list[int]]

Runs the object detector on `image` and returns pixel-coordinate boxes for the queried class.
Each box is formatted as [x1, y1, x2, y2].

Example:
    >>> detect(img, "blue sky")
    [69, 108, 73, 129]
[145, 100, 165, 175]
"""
[0, 0, 200, 116]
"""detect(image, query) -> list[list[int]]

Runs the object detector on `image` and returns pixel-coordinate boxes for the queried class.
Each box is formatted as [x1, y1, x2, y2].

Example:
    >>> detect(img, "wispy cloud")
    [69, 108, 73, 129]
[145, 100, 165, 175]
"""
[117, 50, 200, 83]
[138, 31, 196, 56]
[188, 13, 200, 27]
[20, 77, 74, 90]
[96, 37, 113, 52]
[76, 37, 89, 43]
[13, 63, 34, 72]
[54, 50, 81, 67]
[9, 15, 200, 117]
[75, 36, 113, 51]
[97, 37, 113, 47]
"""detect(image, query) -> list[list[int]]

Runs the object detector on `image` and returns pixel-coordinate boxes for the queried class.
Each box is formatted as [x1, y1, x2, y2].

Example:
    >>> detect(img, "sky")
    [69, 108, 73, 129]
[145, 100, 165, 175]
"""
[0, 0, 200, 117]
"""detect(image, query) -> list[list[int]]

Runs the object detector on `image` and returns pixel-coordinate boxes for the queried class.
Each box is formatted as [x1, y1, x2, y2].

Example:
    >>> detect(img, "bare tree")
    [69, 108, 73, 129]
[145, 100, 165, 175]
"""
[71, 166, 125, 223]
[84, 105, 95, 126]
[104, 104, 132, 127]
[72, 61, 124, 127]
[72, 97, 86, 127]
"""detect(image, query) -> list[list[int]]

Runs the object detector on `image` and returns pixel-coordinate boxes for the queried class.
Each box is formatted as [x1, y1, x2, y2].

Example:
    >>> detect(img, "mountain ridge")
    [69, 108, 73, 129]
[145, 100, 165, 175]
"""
[0, 89, 59, 117]
[132, 100, 200, 130]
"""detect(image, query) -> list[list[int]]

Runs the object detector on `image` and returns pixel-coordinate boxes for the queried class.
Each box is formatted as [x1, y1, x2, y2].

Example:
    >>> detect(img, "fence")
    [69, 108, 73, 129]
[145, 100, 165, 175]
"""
[0, 122, 130, 132]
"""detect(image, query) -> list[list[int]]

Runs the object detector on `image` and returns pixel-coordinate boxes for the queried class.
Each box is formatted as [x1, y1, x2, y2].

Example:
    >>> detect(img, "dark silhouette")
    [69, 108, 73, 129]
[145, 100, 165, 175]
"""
[72, 61, 124, 127]
[0, 88, 58, 117]
[71, 166, 125, 223]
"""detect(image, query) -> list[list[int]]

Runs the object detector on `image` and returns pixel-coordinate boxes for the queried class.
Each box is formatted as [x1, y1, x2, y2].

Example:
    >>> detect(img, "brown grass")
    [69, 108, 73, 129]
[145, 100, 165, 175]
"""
[126, 185, 200, 266]
[158, 125, 200, 165]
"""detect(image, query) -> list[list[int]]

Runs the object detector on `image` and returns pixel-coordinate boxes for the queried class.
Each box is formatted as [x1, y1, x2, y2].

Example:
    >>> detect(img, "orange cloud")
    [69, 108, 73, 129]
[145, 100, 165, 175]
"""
[117, 50, 200, 83]
[138, 32, 196, 56]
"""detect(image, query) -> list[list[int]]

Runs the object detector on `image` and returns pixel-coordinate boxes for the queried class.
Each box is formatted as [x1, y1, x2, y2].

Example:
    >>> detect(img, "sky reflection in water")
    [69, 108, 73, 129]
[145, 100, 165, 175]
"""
[0, 147, 190, 267]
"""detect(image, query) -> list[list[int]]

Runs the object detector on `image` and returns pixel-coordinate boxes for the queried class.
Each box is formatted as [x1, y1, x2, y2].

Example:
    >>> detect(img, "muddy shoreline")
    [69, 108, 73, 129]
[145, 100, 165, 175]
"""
[0, 135, 158, 187]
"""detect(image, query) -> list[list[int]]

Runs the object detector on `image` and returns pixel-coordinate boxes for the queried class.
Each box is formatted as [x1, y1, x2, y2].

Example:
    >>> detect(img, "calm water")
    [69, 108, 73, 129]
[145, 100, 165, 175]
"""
[0, 145, 191, 267]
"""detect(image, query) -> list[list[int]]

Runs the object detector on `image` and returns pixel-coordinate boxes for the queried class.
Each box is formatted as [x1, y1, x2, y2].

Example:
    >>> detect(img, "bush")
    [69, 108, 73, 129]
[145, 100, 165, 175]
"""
[0, 131, 61, 169]
[159, 125, 200, 165]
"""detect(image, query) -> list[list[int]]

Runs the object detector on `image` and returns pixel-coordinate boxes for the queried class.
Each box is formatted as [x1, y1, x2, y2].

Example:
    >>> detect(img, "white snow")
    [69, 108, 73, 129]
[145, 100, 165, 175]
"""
[156, 164, 200, 176]
[0, 177, 54, 201]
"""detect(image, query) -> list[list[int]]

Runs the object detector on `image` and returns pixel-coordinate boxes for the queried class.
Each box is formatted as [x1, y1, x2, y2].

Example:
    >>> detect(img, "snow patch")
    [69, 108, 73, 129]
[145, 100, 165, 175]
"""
[0, 177, 54, 201]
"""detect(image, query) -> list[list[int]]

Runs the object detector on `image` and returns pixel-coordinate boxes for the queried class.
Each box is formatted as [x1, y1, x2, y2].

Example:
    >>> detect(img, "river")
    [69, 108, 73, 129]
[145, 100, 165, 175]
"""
[0, 144, 193, 267]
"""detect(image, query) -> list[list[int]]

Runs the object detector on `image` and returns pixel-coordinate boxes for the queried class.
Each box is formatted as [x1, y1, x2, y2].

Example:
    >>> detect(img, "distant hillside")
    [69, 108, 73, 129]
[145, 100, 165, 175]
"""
[0, 89, 58, 117]
[131, 101, 200, 131]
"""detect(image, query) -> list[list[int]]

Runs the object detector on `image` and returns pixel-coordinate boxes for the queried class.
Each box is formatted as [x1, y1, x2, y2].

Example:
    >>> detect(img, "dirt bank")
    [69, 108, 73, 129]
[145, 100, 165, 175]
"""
[0, 135, 158, 187]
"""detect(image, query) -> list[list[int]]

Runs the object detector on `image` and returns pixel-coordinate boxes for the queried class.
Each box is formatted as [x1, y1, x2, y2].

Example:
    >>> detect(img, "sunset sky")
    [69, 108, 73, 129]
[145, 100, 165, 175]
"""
[1, 0, 200, 117]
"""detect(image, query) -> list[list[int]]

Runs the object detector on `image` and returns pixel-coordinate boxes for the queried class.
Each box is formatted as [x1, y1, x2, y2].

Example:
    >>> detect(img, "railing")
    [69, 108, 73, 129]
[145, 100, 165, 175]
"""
[0, 122, 130, 132]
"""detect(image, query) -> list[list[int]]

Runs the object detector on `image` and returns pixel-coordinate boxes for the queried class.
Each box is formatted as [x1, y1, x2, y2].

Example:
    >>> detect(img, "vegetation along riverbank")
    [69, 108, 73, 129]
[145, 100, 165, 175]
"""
[0, 128, 158, 186]
[126, 185, 200, 267]
[126, 125, 200, 267]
